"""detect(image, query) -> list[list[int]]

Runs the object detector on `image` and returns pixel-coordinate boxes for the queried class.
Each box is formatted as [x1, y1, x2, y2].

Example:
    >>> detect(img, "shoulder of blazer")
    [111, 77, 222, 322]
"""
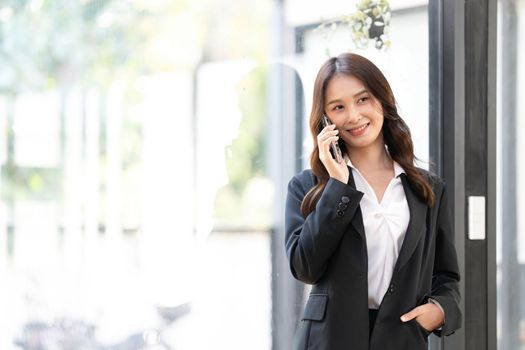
[289, 168, 318, 194]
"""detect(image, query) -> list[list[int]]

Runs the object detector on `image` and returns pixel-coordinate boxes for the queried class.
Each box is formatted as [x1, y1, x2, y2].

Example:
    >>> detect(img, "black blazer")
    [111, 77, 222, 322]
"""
[285, 166, 461, 350]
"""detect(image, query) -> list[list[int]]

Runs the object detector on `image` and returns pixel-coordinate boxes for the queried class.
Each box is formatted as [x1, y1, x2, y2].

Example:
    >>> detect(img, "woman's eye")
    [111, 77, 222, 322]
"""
[333, 105, 343, 111]
[358, 97, 369, 104]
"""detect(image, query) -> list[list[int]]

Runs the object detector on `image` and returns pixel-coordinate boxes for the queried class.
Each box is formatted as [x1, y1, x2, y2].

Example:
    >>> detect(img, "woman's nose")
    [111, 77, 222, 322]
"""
[346, 106, 360, 123]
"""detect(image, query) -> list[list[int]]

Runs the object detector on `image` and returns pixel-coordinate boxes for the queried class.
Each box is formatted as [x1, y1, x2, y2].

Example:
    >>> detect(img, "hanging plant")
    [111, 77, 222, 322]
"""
[315, 0, 391, 51]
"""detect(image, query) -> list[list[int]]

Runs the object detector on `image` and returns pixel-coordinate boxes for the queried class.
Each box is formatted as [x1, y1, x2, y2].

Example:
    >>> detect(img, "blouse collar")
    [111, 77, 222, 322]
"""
[345, 153, 406, 178]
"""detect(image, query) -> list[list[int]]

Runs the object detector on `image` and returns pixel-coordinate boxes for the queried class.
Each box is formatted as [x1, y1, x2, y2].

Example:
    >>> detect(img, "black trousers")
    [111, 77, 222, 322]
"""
[369, 309, 379, 336]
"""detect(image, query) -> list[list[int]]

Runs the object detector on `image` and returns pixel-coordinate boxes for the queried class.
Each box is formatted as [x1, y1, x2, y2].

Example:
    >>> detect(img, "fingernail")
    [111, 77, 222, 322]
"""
[400, 316, 407, 322]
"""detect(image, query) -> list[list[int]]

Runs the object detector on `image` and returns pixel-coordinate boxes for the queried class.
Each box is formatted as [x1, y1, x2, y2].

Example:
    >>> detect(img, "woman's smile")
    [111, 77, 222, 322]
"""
[348, 122, 370, 136]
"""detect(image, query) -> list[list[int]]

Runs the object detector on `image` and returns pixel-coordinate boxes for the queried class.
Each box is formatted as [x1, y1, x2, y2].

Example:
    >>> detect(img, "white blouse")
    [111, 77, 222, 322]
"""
[345, 156, 410, 309]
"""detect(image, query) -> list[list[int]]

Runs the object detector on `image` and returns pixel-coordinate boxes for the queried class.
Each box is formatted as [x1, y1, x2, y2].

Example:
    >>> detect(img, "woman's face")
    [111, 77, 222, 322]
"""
[324, 74, 384, 152]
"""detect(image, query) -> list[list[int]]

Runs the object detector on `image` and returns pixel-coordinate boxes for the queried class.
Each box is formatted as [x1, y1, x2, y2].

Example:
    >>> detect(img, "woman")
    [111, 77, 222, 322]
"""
[285, 53, 461, 350]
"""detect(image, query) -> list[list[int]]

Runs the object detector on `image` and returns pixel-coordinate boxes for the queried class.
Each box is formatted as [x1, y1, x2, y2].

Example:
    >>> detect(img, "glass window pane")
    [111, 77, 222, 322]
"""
[0, 1, 273, 349]
[497, 0, 525, 348]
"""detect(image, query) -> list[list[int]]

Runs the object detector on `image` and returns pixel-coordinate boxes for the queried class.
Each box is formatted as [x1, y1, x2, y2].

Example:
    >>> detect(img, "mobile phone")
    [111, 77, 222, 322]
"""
[321, 114, 343, 163]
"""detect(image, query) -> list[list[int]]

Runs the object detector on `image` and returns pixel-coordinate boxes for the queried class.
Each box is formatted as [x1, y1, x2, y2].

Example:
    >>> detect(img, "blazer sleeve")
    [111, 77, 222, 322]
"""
[284, 172, 364, 284]
[430, 181, 462, 336]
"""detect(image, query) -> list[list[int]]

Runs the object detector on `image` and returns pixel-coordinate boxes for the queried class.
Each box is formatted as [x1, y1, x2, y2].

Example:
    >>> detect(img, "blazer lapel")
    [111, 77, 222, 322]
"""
[346, 166, 366, 242]
[394, 173, 428, 273]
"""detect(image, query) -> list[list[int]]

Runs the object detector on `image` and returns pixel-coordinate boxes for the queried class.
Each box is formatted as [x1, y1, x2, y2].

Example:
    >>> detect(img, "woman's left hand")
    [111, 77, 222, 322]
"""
[400, 302, 445, 332]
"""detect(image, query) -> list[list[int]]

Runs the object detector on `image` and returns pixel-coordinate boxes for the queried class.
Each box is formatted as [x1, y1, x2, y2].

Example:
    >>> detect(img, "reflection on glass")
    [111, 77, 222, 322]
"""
[0, 0, 272, 349]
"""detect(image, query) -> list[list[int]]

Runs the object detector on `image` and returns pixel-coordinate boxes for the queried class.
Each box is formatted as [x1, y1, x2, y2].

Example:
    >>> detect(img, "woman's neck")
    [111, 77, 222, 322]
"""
[347, 142, 392, 173]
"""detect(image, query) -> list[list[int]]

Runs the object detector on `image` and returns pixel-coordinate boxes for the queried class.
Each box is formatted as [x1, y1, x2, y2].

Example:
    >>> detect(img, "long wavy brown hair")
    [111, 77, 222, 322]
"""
[300, 53, 435, 217]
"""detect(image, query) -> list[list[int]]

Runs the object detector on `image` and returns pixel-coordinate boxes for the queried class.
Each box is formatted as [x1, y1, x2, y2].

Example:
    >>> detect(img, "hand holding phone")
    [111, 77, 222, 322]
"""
[321, 114, 343, 163]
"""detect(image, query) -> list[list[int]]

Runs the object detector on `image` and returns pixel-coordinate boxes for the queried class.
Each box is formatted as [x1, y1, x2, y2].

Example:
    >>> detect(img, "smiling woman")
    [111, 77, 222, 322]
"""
[284, 53, 461, 350]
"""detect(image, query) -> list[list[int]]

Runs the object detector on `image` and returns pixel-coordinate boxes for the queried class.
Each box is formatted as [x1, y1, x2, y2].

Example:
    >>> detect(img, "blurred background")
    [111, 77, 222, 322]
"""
[0, 0, 523, 349]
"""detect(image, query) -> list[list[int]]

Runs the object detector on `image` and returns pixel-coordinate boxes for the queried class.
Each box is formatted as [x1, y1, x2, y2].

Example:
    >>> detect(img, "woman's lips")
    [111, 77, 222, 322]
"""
[349, 123, 370, 136]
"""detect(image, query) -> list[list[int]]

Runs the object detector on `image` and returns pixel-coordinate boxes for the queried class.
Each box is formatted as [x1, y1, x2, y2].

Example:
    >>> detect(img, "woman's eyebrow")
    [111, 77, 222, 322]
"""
[326, 98, 342, 106]
[353, 89, 368, 97]
[326, 89, 368, 105]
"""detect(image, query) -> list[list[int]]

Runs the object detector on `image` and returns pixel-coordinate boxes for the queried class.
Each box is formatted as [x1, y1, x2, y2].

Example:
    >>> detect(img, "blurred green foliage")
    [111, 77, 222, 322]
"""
[0, 166, 61, 201]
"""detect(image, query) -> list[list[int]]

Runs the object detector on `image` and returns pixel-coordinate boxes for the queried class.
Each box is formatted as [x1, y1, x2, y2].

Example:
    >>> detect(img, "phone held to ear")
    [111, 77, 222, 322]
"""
[322, 114, 343, 163]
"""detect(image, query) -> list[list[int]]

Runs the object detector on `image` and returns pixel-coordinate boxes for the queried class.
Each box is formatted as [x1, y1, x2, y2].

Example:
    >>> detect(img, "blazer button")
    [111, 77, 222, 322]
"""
[389, 284, 395, 293]
[338, 203, 348, 210]
[341, 196, 350, 204]
[337, 210, 344, 217]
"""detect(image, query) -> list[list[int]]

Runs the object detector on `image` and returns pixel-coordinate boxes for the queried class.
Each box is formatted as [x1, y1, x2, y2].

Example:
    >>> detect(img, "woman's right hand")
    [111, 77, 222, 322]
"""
[317, 124, 349, 184]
